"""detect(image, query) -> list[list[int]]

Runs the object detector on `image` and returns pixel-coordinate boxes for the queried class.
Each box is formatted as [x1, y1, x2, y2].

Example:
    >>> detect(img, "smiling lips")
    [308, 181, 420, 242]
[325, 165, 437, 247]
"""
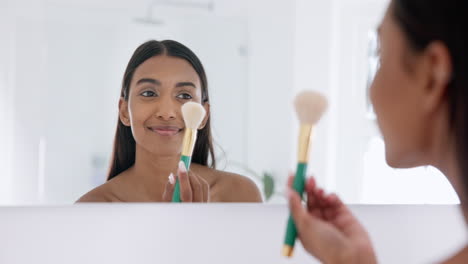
[148, 126, 183, 136]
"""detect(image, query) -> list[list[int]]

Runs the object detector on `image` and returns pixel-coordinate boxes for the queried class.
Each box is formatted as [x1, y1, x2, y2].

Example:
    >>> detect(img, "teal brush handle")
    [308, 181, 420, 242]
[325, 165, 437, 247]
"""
[172, 155, 192, 202]
[283, 162, 308, 255]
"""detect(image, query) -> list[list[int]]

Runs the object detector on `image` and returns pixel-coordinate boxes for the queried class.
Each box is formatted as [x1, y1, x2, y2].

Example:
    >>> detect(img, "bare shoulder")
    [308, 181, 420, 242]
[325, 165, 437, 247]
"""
[76, 180, 121, 203]
[191, 164, 262, 202]
[209, 169, 263, 203]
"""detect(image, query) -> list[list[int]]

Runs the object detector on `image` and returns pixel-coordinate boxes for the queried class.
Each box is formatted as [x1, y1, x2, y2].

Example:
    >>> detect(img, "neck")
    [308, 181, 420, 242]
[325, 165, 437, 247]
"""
[432, 134, 468, 223]
[442, 246, 468, 264]
[127, 144, 181, 200]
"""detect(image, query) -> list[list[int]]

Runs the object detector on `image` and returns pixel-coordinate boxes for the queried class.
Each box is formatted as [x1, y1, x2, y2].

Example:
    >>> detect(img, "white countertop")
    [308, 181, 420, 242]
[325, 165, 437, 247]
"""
[0, 204, 466, 264]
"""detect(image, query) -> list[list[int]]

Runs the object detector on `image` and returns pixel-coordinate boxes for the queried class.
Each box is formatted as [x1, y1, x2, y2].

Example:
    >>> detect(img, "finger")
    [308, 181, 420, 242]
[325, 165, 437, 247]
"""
[317, 188, 327, 207]
[325, 193, 339, 206]
[323, 194, 366, 240]
[162, 173, 176, 202]
[305, 177, 317, 193]
[305, 177, 319, 204]
[189, 172, 203, 202]
[287, 175, 294, 188]
[306, 187, 326, 219]
[327, 193, 343, 207]
[308, 198, 325, 219]
[306, 186, 320, 210]
[323, 206, 339, 221]
[324, 193, 347, 213]
[289, 187, 331, 243]
[178, 161, 192, 202]
[323, 193, 348, 222]
[288, 188, 312, 231]
[290, 188, 354, 263]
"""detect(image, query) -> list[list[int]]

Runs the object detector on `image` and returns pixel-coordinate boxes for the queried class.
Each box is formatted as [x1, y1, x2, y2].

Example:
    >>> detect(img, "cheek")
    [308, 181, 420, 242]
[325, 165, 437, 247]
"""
[370, 67, 391, 131]
[129, 101, 144, 124]
[191, 92, 203, 104]
[370, 63, 404, 156]
[127, 98, 184, 150]
[370, 64, 426, 167]
[197, 90, 204, 102]
[127, 99, 152, 138]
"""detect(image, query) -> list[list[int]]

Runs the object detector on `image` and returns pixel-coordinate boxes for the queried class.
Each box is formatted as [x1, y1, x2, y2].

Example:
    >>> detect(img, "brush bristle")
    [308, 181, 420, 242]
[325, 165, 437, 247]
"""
[294, 90, 328, 125]
[182, 102, 206, 129]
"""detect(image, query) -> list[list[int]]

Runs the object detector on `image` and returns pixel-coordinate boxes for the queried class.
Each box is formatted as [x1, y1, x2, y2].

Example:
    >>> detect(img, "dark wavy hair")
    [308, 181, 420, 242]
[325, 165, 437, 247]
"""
[107, 40, 215, 180]
[392, 0, 468, 194]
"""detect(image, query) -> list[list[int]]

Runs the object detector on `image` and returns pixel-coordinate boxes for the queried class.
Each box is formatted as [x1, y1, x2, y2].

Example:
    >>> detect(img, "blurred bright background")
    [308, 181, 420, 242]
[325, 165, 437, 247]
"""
[0, 0, 458, 204]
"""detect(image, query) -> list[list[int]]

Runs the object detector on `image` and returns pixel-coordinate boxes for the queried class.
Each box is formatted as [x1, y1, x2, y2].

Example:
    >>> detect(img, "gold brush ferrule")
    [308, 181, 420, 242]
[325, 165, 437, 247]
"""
[282, 245, 294, 257]
[181, 128, 197, 157]
[297, 124, 314, 163]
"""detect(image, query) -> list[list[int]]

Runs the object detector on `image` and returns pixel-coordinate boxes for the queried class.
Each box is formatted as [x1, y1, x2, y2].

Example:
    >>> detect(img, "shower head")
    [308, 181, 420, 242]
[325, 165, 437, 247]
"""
[133, 0, 214, 26]
[133, 17, 165, 26]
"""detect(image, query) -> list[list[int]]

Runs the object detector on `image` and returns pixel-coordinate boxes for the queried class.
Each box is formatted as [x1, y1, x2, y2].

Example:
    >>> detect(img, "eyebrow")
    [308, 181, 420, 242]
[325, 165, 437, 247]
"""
[136, 78, 196, 89]
[136, 78, 161, 85]
[175, 82, 196, 89]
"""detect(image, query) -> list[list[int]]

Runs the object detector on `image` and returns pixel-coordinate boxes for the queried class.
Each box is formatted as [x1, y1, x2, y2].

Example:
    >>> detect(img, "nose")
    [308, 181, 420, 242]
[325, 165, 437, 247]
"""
[155, 98, 177, 121]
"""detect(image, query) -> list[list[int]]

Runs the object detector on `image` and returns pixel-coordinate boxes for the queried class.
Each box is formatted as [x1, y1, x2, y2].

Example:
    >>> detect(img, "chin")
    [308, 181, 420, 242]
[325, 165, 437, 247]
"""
[137, 141, 180, 157]
[385, 149, 424, 169]
[149, 146, 181, 156]
[385, 156, 406, 169]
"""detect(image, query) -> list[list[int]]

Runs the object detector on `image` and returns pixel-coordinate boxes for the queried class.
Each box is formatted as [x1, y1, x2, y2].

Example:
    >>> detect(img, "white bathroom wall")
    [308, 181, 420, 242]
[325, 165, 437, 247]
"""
[0, 0, 12, 203]
[292, 0, 388, 201]
[329, 0, 389, 202]
[244, 0, 296, 190]
[293, 0, 334, 192]
[6, 0, 49, 204]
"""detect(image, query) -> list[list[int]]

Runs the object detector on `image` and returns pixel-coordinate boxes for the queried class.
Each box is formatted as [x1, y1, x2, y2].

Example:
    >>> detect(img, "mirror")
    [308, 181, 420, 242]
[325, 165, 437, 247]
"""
[0, 0, 458, 204]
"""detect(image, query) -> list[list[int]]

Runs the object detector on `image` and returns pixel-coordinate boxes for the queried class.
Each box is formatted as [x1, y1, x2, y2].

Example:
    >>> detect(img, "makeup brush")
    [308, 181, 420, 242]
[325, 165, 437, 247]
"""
[172, 102, 206, 202]
[283, 90, 328, 257]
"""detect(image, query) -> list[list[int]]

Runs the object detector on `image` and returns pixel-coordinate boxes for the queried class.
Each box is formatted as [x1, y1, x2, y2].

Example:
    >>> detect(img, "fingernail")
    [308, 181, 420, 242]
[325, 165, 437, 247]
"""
[168, 173, 175, 185]
[178, 161, 187, 173]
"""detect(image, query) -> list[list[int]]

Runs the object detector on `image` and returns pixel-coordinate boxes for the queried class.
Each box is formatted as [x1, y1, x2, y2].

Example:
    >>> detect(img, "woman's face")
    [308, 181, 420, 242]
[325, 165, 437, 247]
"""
[120, 55, 208, 156]
[370, 5, 449, 168]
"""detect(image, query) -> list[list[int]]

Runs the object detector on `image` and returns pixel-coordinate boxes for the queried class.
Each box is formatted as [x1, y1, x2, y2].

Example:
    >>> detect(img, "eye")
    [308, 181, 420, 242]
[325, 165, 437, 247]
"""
[177, 93, 193, 100]
[141, 91, 157, 97]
